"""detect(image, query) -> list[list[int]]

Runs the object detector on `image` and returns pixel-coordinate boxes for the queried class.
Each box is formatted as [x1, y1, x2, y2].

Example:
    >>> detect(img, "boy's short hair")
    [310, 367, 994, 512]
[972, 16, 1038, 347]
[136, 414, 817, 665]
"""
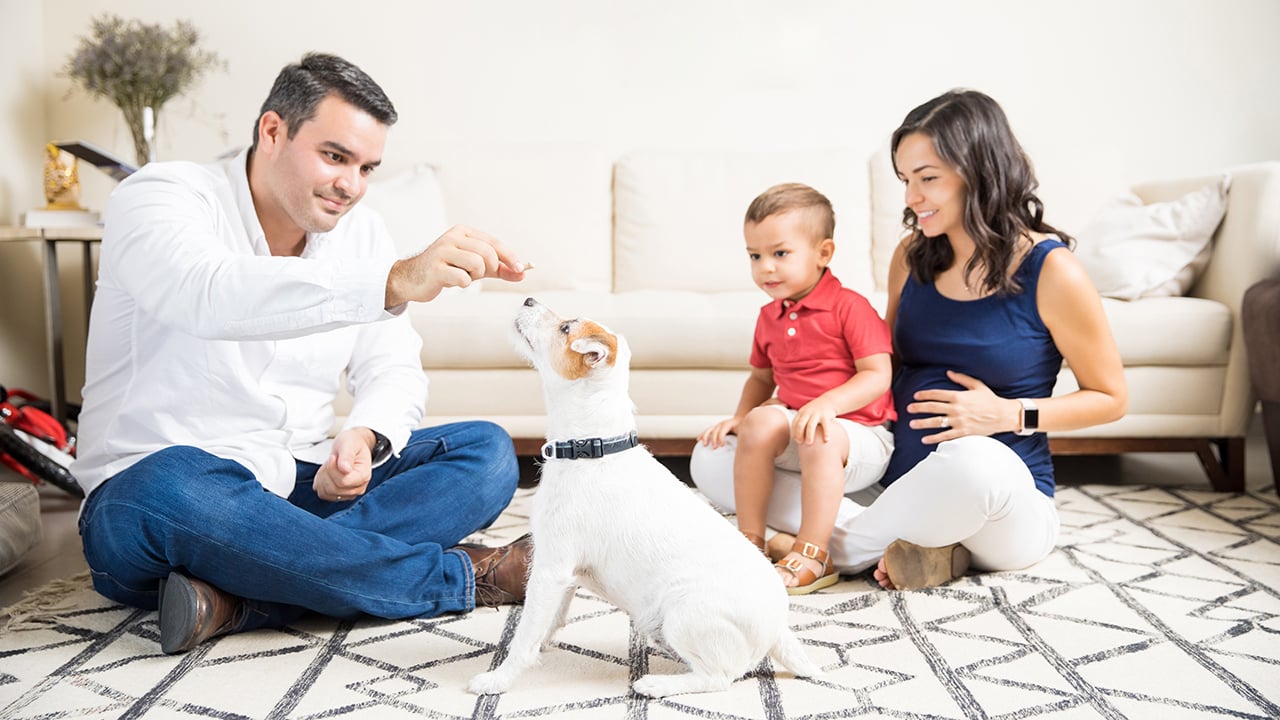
[744, 183, 835, 243]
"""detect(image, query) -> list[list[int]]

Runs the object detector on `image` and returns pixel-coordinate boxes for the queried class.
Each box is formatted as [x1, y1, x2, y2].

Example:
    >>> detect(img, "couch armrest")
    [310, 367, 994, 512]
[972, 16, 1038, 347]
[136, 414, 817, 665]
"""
[1134, 161, 1280, 436]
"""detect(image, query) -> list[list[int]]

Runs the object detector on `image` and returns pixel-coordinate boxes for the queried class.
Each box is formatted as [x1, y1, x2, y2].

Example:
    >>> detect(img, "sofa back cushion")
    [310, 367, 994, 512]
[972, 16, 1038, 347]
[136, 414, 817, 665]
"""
[437, 146, 616, 293]
[612, 149, 874, 295]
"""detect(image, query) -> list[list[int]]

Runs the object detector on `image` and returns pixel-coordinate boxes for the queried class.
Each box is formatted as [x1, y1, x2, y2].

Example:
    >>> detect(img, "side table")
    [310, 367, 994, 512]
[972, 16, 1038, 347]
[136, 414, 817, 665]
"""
[0, 225, 103, 425]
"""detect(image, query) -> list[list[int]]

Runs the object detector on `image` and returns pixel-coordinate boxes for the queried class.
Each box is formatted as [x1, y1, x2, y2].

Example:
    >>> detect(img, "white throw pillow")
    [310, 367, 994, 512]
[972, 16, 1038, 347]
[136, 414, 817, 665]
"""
[361, 163, 449, 260]
[1075, 175, 1230, 300]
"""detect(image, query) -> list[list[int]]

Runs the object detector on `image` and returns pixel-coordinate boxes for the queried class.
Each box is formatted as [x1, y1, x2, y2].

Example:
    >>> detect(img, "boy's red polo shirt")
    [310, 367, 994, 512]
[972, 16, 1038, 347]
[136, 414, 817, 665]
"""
[750, 270, 896, 425]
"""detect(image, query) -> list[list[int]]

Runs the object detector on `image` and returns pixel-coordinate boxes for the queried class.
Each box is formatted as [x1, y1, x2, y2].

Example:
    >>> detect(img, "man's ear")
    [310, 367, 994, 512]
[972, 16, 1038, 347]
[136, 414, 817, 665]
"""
[257, 111, 285, 153]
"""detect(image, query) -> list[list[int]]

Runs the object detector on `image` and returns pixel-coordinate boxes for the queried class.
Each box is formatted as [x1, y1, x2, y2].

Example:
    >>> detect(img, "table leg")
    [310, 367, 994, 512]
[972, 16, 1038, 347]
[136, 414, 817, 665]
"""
[82, 239, 96, 332]
[41, 237, 65, 424]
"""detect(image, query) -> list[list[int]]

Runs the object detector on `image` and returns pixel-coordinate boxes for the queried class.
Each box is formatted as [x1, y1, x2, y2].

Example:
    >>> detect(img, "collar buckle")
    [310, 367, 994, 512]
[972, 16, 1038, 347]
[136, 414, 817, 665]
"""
[541, 431, 639, 460]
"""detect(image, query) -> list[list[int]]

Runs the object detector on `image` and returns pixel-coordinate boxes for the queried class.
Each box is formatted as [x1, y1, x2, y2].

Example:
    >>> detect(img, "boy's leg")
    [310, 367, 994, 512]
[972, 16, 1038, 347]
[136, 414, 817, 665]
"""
[774, 421, 850, 587]
[731, 407, 792, 542]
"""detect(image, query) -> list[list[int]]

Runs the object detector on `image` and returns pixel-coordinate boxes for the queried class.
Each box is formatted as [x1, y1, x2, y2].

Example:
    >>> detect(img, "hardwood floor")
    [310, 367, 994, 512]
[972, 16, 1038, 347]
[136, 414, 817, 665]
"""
[2, 413, 1275, 610]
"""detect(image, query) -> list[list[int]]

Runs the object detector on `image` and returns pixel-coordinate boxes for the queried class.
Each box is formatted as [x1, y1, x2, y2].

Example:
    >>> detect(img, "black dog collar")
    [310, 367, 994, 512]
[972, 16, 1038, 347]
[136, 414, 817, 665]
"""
[541, 431, 640, 460]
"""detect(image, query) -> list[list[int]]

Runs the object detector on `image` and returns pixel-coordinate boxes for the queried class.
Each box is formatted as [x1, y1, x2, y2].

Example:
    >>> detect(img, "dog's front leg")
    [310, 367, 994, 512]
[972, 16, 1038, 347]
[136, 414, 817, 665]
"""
[468, 564, 576, 695]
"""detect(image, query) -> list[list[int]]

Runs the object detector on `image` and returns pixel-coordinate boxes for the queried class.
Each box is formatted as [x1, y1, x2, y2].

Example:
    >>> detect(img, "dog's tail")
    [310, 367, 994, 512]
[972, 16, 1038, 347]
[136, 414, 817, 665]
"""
[769, 629, 823, 678]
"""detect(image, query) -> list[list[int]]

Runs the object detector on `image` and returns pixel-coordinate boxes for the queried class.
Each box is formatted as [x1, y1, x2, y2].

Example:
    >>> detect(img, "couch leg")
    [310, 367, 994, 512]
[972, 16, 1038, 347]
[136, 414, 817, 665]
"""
[1197, 438, 1244, 493]
[1050, 437, 1245, 491]
[1262, 401, 1280, 496]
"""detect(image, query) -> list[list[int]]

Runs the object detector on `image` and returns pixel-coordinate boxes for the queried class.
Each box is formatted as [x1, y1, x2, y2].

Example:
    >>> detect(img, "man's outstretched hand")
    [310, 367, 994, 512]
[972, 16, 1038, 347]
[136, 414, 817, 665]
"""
[386, 224, 527, 308]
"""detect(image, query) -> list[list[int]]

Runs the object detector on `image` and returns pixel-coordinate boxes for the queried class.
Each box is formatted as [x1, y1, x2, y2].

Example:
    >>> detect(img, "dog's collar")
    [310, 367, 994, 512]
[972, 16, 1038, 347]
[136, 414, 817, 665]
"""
[541, 431, 639, 460]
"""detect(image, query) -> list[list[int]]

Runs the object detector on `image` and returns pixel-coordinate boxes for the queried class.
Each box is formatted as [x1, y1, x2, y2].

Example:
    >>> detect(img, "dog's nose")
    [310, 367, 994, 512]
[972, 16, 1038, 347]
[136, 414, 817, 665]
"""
[523, 297, 537, 307]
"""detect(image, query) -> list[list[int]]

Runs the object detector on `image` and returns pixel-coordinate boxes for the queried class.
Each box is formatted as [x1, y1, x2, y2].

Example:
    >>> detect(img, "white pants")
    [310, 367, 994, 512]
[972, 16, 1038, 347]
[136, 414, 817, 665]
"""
[690, 435, 1059, 574]
[763, 405, 894, 494]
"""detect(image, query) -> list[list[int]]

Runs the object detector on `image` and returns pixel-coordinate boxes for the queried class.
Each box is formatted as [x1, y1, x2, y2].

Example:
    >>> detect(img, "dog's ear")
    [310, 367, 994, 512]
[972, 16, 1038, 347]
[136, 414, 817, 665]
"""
[570, 334, 615, 369]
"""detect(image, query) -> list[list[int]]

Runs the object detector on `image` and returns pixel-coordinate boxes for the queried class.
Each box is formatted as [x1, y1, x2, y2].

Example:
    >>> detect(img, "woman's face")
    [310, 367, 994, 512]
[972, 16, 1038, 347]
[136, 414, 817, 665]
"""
[895, 132, 968, 241]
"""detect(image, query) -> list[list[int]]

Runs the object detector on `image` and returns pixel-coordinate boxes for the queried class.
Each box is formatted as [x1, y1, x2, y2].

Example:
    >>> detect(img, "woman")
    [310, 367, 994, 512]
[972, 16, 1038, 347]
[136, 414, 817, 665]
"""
[690, 89, 1127, 590]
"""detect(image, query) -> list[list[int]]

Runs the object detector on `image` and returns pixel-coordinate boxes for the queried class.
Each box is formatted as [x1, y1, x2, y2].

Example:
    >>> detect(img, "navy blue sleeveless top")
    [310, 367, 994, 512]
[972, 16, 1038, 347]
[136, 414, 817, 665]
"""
[882, 239, 1067, 497]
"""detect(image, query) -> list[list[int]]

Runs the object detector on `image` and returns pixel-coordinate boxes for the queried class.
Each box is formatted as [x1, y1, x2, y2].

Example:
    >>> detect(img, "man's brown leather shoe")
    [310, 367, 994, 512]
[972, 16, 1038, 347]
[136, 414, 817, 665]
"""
[455, 533, 533, 608]
[159, 572, 248, 655]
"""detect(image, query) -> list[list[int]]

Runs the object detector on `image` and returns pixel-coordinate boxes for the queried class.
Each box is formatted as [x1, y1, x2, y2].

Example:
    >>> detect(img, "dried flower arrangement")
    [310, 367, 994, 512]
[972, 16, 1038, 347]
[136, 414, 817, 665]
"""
[63, 14, 225, 167]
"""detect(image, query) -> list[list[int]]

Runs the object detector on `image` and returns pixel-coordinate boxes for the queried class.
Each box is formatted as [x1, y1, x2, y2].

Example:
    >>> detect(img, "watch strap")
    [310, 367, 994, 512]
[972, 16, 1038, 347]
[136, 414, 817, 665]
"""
[370, 431, 392, 464]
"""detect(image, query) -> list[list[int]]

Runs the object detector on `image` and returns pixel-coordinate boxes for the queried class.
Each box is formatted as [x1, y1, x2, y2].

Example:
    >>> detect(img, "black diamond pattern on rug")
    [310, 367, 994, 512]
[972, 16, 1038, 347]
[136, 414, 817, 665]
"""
[1, 484, 1277, 719]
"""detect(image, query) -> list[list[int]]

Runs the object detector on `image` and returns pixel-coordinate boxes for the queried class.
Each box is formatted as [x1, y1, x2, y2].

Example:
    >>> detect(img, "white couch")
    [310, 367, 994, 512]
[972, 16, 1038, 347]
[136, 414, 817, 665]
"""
[359, 151, 1280, 492]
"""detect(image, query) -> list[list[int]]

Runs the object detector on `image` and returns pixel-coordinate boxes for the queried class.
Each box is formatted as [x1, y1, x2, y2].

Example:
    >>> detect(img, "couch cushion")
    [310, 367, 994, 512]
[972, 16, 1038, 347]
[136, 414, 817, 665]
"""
[411, 290, 765, 369]
[1101, 296, 1231, 366]
[362, 163, 450, 260]
[869, 140, 907, 292]
[613, 149, 874, 295]
[1076, 176, 1230, 300]
[431, 145, 616, 293]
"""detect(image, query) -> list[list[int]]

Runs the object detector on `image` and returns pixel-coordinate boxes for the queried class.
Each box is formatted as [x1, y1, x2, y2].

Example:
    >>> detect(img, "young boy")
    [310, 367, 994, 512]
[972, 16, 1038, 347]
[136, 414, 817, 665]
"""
[697, 183, 895, 594]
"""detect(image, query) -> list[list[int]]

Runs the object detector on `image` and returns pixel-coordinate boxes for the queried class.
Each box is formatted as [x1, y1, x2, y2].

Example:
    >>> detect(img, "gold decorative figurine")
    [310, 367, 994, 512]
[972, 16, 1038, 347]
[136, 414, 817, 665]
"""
[43, 142, 84, 210]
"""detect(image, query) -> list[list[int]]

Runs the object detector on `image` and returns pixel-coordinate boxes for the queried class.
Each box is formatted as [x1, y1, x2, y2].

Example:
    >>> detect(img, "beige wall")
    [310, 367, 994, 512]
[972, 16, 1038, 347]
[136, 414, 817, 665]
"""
[0, 0, 52, 397]
[2, 0, 1279, 401]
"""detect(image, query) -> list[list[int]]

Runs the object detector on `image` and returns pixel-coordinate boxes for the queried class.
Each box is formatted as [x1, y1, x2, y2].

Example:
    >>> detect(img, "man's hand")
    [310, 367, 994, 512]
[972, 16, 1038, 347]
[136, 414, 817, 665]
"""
[385, 224, 527, 308]
[313, 427, 376, 502]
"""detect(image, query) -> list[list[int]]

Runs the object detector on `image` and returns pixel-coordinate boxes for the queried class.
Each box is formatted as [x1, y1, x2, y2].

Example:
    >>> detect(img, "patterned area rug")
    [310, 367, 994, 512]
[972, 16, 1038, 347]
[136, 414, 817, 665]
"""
[1, 484, 1278, 719]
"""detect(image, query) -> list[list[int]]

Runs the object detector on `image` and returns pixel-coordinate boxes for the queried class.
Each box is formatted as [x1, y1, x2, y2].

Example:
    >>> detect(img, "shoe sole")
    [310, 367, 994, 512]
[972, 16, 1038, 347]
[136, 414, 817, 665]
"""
[785, 568, 840, 596]
[883, 540, 971, 591]
[158, 572, 200, 655]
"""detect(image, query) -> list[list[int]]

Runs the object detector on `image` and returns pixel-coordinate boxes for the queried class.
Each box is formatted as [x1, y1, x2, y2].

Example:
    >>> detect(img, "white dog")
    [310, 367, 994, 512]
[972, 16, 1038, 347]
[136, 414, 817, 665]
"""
[468, 298, 822, 699]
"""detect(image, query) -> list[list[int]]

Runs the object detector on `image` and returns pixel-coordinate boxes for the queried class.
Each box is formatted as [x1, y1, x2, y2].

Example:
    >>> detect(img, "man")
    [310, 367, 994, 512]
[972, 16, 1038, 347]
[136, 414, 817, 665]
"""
[72, 52, 533, 655]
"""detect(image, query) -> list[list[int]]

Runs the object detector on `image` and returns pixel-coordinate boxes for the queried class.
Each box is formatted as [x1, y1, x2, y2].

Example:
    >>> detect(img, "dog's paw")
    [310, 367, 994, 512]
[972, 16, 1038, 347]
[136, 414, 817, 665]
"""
[468, 671, 513, 695]
[631, 675, 671, 698]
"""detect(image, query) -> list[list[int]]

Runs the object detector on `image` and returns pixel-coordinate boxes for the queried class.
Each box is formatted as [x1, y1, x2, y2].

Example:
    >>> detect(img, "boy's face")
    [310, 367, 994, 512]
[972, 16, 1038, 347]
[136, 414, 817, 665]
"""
[744, 209, 834, 303]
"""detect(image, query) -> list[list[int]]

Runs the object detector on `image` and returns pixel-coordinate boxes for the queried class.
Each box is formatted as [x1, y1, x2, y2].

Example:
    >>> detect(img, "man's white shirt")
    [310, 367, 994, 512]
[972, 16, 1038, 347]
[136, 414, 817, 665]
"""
[72, 148, 428, 498]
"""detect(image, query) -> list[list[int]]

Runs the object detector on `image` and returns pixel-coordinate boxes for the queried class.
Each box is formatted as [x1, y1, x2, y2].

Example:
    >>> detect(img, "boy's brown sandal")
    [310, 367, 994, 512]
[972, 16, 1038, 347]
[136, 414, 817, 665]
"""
[740, 530, 768, 556]
[776, 539, 840, 596]
[882, 539, 971, 591]
[766, 531, 795, 564]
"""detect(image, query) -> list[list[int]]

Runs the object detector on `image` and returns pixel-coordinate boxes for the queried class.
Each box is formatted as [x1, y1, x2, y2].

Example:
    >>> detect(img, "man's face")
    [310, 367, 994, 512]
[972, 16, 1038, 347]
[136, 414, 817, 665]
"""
[258, 94, 388, 234]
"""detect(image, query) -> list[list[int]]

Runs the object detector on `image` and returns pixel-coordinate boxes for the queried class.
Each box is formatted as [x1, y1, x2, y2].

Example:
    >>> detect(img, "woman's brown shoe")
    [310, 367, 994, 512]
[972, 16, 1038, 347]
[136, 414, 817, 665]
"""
[882, 540, 971, 590]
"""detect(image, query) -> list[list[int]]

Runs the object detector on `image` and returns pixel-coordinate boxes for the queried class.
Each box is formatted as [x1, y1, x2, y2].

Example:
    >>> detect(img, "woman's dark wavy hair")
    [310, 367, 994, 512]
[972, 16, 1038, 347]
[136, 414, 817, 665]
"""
[891, 89, 1072, 295]
[250, 52, 397, 152]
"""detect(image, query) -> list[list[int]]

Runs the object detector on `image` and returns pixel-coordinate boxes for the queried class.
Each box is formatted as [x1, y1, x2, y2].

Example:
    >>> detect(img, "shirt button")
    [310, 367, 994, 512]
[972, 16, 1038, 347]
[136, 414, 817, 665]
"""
[789, 312, 798, 320]
[787, 328, 796, 337]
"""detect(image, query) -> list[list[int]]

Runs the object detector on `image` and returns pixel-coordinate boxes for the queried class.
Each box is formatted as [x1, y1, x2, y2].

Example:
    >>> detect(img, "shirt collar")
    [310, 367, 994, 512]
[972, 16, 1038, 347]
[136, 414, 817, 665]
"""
[768, 268, 842, 318]
[223, 146, 271, 256]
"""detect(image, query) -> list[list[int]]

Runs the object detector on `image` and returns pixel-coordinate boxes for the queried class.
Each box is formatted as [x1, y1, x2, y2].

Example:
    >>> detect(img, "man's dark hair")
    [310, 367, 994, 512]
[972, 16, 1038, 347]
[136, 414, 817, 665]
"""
[250, 52, 397, 152]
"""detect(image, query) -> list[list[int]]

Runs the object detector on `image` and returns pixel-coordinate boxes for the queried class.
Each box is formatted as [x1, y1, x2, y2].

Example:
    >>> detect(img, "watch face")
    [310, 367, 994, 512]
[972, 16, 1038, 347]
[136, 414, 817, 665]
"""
[1024, 407, 1039, 429]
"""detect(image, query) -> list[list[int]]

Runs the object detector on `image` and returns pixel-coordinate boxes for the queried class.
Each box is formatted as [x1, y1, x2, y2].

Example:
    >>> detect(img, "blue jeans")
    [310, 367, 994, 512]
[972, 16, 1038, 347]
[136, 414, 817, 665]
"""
[79, 422, 519, 631]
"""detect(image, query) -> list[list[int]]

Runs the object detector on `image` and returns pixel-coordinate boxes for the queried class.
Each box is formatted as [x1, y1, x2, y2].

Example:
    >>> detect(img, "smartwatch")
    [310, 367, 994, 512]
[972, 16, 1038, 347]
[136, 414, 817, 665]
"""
[370, 431, 392, 464]
[1016, 399, 1039, 436]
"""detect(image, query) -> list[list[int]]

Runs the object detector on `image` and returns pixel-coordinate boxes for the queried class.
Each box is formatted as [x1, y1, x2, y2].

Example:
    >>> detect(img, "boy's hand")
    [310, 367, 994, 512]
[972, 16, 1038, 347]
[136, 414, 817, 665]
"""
[698, 417, 741, 449]
[793, 399, 838, 445]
